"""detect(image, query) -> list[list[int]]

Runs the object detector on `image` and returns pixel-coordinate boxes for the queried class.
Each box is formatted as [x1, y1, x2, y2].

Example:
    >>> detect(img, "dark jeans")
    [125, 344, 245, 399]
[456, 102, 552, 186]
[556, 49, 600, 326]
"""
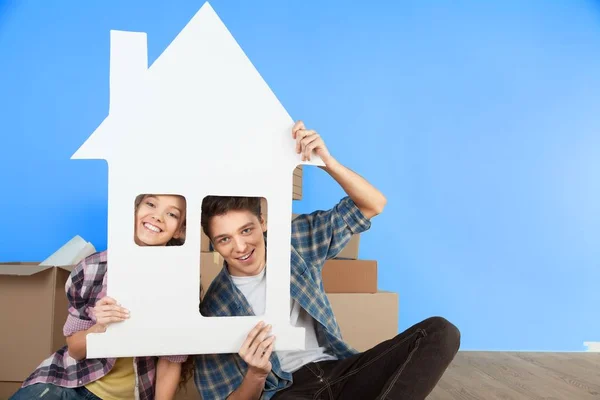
[9, 383, 101, 400]
[272, 316, 460, 400]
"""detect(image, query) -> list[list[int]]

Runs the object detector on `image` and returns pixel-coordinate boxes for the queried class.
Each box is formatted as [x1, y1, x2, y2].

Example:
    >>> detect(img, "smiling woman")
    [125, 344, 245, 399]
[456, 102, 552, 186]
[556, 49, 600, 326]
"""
[133, 194, 187, 247]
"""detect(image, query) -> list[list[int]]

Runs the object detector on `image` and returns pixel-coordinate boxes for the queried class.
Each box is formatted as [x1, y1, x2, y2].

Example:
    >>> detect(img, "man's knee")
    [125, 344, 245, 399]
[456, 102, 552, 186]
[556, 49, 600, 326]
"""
[424, 316, 461, 356]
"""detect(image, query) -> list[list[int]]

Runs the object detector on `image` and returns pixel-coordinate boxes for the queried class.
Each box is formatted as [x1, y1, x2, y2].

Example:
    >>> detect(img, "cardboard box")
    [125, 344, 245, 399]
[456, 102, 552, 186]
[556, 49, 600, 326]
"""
[293, 174, 302, 187]
[293, 185, 302, 200]
[292, 166, 302, 200]
[322, 259, 377, 293]
[0, 263, 73, 387]
[200, 228, 212, 252]
[200, 252, 224, 300]
[327, 291, 399, 352]
[260, 197, 268, 224]
[293, 165, 302, 177]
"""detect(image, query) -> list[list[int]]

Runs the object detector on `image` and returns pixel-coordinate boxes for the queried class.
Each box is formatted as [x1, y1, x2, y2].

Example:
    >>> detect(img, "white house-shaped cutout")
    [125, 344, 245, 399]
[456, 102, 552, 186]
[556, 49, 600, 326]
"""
[72, 1, 324, 358]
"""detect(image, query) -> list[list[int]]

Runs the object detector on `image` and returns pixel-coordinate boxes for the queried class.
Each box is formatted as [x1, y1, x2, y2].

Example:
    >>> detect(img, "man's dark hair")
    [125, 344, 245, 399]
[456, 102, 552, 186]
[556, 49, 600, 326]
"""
[201, 196, 262, 239]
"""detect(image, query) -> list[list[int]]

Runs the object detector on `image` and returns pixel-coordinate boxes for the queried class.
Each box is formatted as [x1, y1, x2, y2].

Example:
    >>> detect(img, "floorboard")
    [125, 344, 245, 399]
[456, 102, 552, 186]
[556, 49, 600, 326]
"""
[428, 351, 600, 400]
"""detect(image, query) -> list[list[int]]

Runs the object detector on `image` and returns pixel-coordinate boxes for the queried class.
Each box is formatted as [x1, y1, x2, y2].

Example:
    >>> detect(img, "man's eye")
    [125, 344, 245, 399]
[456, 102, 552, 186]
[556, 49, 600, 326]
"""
[219, 237, 230, 243]
[242, 228, 252, 234]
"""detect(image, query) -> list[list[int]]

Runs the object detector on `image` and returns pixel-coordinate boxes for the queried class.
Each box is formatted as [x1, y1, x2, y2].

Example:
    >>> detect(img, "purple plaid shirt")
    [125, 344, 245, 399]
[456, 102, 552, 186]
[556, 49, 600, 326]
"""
[21, 250, 188, 400]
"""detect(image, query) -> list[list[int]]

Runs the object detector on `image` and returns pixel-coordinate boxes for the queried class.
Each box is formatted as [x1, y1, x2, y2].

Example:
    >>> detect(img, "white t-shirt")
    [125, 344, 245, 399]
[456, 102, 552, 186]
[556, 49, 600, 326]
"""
[230, 267, 337, 373]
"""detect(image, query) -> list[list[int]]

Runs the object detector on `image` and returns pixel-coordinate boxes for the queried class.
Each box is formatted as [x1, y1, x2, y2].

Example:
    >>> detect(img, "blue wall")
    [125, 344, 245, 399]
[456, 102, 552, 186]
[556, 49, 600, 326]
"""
[1, 0, 599, 351]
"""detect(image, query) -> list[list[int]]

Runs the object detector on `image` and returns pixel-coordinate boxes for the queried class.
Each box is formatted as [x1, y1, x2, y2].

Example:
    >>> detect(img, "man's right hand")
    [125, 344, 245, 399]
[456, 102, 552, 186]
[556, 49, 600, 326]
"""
[239, 321, 276, 379]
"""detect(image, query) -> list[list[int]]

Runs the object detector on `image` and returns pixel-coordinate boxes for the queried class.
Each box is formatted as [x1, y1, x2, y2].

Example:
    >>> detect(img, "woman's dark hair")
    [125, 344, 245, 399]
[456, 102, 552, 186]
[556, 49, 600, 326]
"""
[178, 357, 195, 391]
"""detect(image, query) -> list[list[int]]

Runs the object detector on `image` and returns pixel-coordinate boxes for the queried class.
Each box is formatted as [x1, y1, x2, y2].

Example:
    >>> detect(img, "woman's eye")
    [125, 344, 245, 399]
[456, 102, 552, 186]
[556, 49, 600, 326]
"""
[145, 201, 155, 208]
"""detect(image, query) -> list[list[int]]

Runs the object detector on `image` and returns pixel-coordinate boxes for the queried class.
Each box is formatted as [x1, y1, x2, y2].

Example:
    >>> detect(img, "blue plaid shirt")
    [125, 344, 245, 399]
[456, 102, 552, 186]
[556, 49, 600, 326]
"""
[193, 196, 372, 399]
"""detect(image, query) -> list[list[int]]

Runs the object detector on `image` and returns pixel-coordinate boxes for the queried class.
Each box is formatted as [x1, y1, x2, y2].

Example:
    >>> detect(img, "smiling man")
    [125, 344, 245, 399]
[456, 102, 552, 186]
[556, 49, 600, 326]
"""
[193, 121, 460, 400]
[206, 202, 267, 277]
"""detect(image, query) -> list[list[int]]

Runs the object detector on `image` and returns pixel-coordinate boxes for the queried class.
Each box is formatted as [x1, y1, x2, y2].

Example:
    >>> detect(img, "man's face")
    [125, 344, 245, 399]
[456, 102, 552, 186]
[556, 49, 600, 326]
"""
[208, 210, 267, 277]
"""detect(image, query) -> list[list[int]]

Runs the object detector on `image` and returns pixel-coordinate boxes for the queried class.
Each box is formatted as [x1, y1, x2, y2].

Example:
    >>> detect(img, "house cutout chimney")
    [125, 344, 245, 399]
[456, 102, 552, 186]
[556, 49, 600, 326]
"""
[72, 1, 324, 358]
[109, 30, 147, 114]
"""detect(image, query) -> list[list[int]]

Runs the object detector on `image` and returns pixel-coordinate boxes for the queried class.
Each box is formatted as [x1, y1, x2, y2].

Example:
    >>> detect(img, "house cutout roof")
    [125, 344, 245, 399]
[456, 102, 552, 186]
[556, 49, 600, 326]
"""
[72, 2, 322, 174]
[72, 1, 326, 358]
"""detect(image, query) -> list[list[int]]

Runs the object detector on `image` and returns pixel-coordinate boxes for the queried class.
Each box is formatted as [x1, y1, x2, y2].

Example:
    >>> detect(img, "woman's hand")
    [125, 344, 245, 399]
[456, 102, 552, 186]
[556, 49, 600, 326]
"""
[90, 296, 130, 331]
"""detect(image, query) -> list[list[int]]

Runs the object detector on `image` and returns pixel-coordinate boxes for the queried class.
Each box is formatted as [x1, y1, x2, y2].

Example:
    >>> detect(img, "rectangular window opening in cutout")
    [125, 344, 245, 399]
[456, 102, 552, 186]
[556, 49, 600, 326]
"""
[133, 194, 187, 247]
[200, 195, 267, 316]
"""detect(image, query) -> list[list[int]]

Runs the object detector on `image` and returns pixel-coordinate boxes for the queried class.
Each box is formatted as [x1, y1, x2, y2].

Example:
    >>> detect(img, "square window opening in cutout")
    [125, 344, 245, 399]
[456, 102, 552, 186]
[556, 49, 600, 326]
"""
[133, 194, 187, 247]
[200, 195, 267, 316]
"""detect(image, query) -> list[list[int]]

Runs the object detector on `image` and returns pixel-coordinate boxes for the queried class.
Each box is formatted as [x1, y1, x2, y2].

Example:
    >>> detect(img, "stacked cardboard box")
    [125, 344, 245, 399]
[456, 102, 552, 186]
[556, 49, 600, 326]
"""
[321, 229, 399, 353]
[293, 165, 303, 200]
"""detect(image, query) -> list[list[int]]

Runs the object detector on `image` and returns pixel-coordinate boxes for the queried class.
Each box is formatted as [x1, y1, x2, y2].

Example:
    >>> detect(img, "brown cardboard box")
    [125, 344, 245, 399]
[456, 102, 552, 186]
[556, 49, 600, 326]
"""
[322, 259, 377, 293]
[293, 165, 302, 177]
[200, 252, 224, 300]
[200, 228, 211, 252]
[0, 262, 73, 389]
[293, 165, 302, 200]
[293, 185, 302, 200]
[327, 291, 399, 352]
[293, 174, 302, 187]
[260, 197, 268, 223]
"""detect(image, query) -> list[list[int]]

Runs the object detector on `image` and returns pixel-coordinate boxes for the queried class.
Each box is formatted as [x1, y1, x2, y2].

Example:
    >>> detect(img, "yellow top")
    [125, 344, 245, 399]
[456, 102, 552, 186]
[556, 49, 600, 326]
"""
[85, 357, 136, 400]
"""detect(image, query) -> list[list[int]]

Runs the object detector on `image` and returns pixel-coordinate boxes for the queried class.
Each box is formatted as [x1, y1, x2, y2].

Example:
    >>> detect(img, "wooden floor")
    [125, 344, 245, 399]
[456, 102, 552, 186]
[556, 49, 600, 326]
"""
[428, 351, 600, 399]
